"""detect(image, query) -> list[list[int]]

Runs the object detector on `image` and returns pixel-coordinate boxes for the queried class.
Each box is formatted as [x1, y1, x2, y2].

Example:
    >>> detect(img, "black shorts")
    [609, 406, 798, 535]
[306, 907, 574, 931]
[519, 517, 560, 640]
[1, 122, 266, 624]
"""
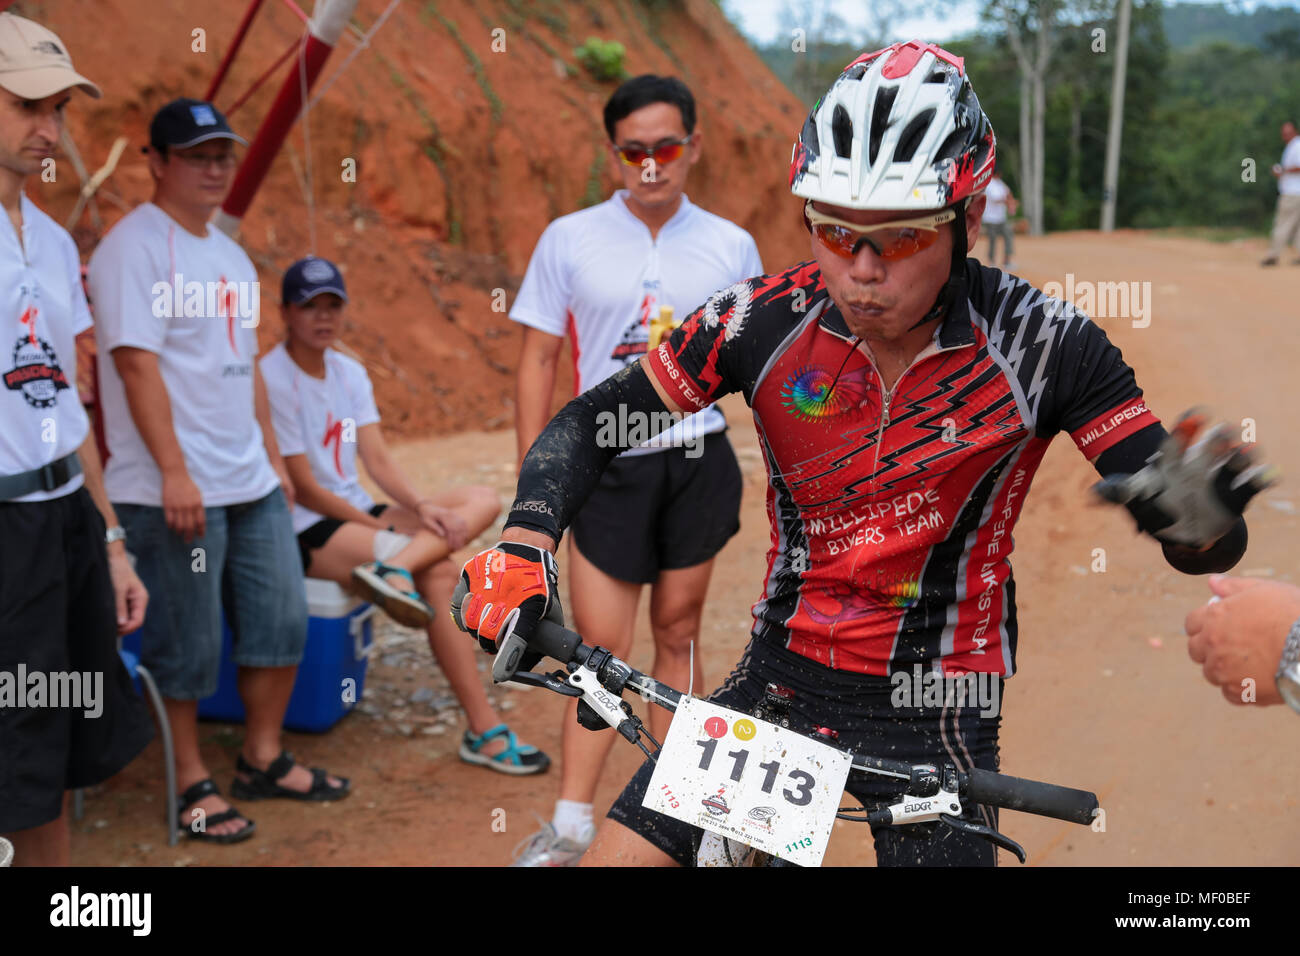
[297, 503, 389, 573]
[570, 432, 742, 584]
[0, 488, 154, 832]
[606, 636, 1004, 866]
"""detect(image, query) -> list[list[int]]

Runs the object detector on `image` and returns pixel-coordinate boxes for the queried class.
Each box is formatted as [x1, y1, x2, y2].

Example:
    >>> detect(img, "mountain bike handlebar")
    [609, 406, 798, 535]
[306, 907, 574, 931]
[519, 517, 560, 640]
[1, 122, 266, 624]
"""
[516, 617, 1099, 829]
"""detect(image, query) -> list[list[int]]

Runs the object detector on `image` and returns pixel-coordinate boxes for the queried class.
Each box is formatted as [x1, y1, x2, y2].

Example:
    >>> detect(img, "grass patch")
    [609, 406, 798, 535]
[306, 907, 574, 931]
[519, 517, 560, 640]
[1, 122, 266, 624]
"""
[422, 1, 505, 123]
[618, 0, 687, 72]
[581, 137, 609, 208]
[377, 51, 462, 244]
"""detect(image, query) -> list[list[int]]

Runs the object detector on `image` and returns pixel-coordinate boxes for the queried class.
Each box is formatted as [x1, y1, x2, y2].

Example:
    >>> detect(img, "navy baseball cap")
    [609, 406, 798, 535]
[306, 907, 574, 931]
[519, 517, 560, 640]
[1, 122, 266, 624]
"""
[282, 256, 348, 305]
[149, 97, 247, 151]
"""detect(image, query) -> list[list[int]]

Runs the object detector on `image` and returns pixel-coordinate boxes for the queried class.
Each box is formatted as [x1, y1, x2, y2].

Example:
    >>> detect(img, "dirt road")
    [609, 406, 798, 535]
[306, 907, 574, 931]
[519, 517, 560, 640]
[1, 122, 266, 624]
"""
[71, 231, 1300, 866]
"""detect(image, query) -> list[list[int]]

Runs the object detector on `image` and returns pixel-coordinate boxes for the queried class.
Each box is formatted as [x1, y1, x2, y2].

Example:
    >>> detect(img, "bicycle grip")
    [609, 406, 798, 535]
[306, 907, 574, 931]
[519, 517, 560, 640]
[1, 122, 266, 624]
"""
[965, 768, 1099, 825]
[530, 618, 584, 666]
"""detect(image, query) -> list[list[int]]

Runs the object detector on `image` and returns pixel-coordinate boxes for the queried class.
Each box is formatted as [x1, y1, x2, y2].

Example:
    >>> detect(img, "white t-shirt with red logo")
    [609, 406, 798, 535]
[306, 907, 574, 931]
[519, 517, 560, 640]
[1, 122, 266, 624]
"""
[259, 342, 381, 533]
[509, 190, 763, 455]
[88, 202, 278, 507]
[0, 193, 92, 502]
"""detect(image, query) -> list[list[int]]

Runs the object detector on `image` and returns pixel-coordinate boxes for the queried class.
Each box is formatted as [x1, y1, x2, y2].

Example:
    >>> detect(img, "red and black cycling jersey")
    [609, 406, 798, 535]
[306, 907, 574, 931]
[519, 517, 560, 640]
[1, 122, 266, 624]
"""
[644, 259, 1161, 678]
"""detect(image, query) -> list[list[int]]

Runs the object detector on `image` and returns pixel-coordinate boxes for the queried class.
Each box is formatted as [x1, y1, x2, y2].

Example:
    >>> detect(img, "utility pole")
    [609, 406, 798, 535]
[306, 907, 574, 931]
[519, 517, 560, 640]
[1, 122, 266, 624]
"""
[1101, 0, 1133, 232]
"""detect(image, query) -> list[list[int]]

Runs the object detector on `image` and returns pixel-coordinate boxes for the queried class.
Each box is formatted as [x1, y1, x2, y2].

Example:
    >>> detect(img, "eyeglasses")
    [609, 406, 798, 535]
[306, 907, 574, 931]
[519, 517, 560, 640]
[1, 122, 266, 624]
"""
[173, 152, 239, 170]
[613, 135, 692, 167]
[804, 200, 955, 260]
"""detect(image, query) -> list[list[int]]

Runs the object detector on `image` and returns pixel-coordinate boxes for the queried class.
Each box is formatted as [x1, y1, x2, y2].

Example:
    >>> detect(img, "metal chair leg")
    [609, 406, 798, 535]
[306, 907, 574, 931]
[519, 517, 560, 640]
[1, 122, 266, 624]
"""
[72, 787, 84, 822]
[135, 664, 178, 847]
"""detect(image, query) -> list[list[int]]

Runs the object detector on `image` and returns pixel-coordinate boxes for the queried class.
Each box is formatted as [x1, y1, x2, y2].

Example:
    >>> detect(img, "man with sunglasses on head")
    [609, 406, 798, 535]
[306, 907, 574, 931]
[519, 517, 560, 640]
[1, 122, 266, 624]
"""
[88, 99, 349, 846]
[506, 74, 762, 865]
[460, 42, 1272, 866]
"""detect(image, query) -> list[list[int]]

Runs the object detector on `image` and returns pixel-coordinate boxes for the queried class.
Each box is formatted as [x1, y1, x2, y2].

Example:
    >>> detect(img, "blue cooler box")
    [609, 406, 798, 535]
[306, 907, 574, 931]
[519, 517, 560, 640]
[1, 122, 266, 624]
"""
[122, 579, 376, 733]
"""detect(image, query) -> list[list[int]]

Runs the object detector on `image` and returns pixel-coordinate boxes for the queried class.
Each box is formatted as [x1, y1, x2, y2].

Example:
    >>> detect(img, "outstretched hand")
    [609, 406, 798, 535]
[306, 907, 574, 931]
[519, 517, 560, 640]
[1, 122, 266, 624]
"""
[1092, 408, 1278, 548]
[1184, 576, 1300, 705]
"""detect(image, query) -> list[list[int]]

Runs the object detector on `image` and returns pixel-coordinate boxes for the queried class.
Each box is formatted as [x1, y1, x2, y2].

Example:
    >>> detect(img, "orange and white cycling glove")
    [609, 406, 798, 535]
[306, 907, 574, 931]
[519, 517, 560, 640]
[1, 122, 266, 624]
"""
[452, 542, 561, 676]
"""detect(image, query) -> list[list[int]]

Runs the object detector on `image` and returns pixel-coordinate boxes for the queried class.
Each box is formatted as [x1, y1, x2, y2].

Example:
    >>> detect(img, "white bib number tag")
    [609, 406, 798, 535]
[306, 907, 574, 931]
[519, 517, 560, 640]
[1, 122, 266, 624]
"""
[643, 697, 852, 866]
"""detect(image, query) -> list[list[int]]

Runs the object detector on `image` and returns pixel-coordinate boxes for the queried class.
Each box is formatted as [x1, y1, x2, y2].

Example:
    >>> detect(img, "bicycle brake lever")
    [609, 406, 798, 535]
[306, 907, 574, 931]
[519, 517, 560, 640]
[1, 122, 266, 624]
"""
[939, 813, 1026, 864]
[507, 669, 582, 696]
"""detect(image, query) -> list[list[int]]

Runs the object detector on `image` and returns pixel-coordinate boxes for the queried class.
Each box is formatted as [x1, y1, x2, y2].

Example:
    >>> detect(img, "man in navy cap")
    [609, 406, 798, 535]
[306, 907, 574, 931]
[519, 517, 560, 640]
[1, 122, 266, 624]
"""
[88, 99, 350, 845]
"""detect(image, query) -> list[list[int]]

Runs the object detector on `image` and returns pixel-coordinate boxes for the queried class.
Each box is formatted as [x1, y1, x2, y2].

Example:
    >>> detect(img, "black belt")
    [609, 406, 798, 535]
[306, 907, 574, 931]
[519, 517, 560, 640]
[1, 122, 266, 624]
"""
[0, 452, 83, 501]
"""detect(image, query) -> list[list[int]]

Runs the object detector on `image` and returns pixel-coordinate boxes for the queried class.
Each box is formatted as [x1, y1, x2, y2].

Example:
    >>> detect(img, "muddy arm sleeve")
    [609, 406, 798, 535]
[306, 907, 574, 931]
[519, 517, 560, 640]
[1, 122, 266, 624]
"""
[503, 362, 672, 542]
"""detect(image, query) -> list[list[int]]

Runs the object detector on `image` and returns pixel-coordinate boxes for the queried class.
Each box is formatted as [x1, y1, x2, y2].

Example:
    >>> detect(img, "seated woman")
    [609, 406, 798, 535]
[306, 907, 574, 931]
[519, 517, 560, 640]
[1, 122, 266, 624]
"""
[260, 256, 548, 775]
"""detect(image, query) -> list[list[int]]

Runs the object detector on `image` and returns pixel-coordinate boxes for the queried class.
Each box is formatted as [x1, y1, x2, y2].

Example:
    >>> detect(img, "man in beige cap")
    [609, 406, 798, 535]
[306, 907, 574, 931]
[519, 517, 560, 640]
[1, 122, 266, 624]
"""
[0, 12, 153, 866]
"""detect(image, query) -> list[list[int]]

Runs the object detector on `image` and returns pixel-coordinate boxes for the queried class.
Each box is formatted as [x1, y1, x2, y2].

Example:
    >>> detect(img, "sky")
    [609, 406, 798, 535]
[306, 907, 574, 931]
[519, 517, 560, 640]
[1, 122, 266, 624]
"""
[720, 0, 1297, 47]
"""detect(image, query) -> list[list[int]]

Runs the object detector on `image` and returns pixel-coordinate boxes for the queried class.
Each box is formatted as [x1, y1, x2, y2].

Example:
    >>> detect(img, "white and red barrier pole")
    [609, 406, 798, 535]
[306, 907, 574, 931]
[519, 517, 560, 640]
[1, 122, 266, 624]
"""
[214, 0, 357, 236]
[204, 0, 267, 103]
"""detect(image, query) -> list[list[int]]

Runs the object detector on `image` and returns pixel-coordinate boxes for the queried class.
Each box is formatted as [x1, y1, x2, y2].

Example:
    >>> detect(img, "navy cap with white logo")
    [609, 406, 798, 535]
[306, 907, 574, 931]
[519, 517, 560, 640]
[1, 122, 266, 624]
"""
[149, 97, 247, 151]
[282, 256, 348, 305]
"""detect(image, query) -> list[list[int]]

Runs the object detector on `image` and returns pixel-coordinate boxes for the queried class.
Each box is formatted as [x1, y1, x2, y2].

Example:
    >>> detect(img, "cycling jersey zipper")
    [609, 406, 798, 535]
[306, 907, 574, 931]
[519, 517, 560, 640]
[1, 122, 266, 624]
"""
[859, 339, 968, 496]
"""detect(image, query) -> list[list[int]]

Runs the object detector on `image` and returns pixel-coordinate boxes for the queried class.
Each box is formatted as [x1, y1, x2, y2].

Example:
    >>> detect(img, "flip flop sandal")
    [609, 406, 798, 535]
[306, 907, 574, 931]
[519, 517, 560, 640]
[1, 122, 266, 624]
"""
[459, 724, 552, 776]
[230, 750, 352, 802]
[177, 778, 256, 843]
[351, 561, 433, 628]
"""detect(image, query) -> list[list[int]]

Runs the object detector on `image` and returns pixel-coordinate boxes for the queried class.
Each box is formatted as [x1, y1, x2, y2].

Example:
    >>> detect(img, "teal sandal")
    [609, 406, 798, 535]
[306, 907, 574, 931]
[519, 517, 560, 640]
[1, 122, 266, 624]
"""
[459, 724, 551, 776]
[352, 561, 433, 628]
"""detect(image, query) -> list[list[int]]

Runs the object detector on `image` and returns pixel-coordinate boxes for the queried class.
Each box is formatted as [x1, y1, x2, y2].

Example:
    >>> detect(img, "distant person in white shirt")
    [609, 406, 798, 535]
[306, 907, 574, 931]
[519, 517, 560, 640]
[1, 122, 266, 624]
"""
[1261, 120, 1300, 266]
[507, 74, 763, 865]
[88, 99, 349, 846]
[261, 255, 549, 774]
[981, 169, 1018, 269]
[0, 11, 152, 868]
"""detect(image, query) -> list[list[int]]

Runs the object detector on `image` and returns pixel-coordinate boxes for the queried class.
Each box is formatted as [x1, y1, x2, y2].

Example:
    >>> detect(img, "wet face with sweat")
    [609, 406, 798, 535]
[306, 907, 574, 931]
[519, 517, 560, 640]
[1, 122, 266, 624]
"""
[809, 195, 985, 345]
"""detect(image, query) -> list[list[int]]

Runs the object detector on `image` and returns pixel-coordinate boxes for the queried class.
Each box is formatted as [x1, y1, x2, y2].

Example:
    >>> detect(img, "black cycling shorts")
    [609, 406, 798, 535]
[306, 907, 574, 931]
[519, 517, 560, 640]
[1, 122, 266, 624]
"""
[606, 636, 1004, 866]
[297, 503, 389, 573]
[570, 432, 741, 584]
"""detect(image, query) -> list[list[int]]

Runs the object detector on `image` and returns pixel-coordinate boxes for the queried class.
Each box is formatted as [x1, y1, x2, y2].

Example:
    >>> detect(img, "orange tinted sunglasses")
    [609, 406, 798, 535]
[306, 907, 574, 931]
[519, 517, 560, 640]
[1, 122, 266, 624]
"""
[804, 200, 955, 260]
[614, 136, 692, 167]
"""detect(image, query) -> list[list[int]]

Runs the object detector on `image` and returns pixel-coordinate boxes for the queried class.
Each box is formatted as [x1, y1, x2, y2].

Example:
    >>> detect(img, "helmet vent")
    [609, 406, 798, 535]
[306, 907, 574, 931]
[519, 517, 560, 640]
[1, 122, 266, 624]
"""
[868, 86, 897, 166]
[831, 103, 854, 159]
[894, 108, 935, 164]
[935, 128, 967, 162]
[926, 70, 948, 83]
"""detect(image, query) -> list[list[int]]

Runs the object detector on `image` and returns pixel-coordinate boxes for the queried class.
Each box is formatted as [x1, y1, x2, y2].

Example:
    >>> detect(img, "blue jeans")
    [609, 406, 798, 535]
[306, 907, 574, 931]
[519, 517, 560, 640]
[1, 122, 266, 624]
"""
[116, 487, 308, 700]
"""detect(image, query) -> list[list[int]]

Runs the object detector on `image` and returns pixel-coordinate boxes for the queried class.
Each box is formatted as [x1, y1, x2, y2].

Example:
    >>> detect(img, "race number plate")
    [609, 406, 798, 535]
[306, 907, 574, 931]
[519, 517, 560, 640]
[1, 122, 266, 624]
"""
[643, 697, 852, 866]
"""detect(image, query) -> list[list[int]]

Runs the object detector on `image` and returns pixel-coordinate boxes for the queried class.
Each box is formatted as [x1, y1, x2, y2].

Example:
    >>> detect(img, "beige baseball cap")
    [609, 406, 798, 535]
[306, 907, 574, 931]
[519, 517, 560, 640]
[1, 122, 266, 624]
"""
[0, 13, 100, 100]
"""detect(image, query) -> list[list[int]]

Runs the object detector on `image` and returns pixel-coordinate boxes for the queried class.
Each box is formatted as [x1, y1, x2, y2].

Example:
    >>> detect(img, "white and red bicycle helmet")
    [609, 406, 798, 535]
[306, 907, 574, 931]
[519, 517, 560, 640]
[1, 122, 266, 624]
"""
[789, 40, 996, 212]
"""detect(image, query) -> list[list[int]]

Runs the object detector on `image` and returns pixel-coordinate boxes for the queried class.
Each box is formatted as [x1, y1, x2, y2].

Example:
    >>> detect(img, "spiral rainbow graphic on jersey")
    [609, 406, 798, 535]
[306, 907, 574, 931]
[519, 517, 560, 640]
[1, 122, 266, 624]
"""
[780, 365, 862, 423]
[877, 577, 921, 608]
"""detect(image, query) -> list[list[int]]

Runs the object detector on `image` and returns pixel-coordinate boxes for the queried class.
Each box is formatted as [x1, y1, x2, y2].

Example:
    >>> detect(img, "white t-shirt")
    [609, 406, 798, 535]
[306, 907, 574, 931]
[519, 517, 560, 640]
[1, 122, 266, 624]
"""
[260, 342, 381, 533]
[510, 190, 763, 455]
[1279, 137, 1300, 196]
[0, 193, 91, 502]
[88, 202, 278, 507]
[982, 178, 1011, 224]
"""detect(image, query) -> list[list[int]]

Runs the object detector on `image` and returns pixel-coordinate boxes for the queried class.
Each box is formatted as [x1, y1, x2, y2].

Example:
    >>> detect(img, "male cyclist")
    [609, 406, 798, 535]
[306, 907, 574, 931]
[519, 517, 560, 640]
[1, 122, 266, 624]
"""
[455, 42, 1273, 866]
